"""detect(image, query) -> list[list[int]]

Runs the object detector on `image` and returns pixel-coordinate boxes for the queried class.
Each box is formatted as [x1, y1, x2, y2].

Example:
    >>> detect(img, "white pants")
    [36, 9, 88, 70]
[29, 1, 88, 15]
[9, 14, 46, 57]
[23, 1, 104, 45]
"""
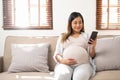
[54, 63, 93, 80]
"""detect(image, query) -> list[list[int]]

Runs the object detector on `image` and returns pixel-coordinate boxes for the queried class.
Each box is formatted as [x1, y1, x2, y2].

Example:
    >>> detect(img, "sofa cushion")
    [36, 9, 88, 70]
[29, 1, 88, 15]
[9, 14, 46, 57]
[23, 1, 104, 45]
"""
[0, 72, 54, 80]
[94, 36, 120, 71]
[8, 43, 50, 73]
[91, 70, 120, 80]
[3, 36, 58, 72]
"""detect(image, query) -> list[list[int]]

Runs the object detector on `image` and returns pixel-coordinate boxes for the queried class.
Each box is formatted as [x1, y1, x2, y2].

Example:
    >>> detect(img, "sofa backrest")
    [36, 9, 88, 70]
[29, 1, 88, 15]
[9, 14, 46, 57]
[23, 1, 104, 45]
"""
[3, 36, 58, 72]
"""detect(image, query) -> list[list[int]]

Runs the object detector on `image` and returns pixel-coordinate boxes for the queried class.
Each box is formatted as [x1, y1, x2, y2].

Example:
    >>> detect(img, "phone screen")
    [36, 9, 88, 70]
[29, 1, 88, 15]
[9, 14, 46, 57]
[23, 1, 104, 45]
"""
[88, 31, 98, 44]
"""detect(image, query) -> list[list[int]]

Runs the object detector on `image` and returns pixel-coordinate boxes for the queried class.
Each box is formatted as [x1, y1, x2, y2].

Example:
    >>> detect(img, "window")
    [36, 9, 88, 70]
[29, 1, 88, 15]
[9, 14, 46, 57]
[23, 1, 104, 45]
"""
[96, 0, 120, 30]
[3, 0, 53, 30]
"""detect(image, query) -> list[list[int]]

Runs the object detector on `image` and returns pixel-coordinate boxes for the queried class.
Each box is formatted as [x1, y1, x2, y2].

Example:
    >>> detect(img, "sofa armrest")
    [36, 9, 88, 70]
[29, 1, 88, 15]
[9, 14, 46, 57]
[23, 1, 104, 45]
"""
[0, 56, 3, 72]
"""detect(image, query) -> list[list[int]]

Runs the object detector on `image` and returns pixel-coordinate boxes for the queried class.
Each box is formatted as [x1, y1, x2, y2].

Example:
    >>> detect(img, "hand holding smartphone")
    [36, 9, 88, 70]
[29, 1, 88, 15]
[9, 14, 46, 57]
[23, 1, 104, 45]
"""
[88, 31, 98, 44]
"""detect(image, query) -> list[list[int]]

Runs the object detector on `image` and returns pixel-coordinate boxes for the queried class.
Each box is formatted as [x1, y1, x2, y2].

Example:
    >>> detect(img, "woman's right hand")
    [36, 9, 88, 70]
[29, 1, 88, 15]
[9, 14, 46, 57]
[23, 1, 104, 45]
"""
[56, 54, 77, 65]
[60, 58, 77, 65]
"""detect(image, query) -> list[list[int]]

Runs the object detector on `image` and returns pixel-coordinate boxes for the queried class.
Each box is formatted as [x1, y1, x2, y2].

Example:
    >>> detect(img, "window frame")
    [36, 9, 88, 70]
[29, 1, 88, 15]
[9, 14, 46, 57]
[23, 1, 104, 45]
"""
[2, 0, 53, 30]
[96, 0, 120, 30]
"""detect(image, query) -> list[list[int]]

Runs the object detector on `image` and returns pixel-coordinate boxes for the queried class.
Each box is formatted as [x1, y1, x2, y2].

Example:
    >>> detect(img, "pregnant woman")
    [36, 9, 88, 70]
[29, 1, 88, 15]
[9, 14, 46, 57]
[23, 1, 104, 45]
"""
[53, 12, 97, 80]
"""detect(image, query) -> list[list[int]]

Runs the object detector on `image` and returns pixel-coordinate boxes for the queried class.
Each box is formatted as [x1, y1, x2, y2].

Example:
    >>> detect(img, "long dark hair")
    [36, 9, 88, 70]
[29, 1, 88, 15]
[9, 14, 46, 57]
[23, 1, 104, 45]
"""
[61, 12, 85, 43]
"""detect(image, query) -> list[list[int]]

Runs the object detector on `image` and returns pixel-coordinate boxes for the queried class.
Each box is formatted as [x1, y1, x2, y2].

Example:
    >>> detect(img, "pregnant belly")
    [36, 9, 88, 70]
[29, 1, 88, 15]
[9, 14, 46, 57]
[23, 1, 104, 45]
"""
[63, 46, 89, 65]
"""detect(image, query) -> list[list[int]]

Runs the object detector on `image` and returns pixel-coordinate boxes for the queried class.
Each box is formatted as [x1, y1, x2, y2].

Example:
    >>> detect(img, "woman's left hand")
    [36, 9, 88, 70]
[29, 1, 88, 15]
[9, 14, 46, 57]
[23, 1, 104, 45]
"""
[88, 39, 97, 47]
[88, 39, 97, 58]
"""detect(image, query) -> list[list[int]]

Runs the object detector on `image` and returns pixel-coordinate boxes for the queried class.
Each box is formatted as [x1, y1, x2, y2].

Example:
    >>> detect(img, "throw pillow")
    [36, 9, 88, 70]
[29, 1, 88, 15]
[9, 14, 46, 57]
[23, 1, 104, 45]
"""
[94, 36, 120, 71]
[8, 43, 50, 73]
[63, 46, 89, 66]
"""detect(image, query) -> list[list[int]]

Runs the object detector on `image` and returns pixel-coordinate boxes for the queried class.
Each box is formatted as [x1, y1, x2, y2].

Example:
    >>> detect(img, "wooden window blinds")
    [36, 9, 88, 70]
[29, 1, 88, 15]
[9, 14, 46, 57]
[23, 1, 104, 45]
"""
[3, 0, 53, 30]
[96, 0, 120, 30]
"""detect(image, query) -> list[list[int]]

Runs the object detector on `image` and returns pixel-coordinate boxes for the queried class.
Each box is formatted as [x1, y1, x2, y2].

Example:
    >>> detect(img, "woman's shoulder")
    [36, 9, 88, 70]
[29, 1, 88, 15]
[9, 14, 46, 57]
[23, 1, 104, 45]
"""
[57, 33, 65, 41]
[58, 33, 65, 38]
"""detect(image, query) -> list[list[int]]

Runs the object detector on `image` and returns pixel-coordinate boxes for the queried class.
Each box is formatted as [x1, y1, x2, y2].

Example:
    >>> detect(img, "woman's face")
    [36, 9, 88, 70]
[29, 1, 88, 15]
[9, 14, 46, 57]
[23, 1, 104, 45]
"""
[71, 16, 83, 33]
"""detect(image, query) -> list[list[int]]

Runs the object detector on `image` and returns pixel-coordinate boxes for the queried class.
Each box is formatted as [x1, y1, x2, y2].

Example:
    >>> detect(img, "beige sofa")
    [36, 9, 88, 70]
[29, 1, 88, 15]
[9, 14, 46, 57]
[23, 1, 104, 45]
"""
[0, 36, 120, 80]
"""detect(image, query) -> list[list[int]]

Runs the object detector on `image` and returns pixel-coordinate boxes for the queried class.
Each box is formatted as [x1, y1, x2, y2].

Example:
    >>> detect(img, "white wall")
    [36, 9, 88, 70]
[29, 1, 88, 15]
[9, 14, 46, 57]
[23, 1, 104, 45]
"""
[0, 0, 120, 56]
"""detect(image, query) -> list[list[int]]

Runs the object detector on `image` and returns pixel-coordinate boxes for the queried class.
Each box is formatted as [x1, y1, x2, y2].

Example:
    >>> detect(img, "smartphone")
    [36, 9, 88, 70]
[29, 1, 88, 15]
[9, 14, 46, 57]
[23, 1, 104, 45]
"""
[88, 31, 98, 44]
